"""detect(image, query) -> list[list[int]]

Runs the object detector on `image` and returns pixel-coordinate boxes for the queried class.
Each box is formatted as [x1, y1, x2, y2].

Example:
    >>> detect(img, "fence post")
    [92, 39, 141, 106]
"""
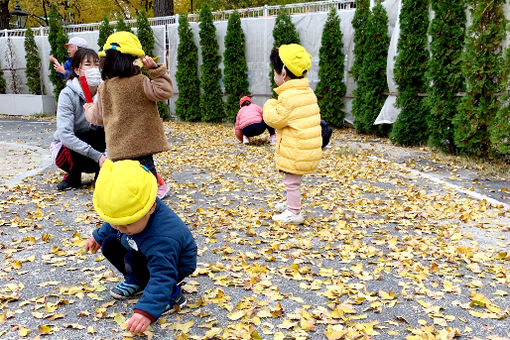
[264, 4, 268, 17]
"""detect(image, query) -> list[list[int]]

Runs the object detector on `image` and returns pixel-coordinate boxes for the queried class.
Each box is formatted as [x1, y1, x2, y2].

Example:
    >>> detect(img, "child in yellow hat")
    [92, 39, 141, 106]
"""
[85, 159, 197, 334]
[83, 31, 172, 199]
[263, 44, 322, 224]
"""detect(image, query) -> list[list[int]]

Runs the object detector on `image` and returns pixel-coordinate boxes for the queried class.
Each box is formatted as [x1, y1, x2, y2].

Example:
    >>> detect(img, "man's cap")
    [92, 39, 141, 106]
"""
[98, 31, 145, 58]
[93, 159, 157, 226]
[278, 44, 312, 78]
[65, 37, 88, 48]
[239, 95, 252, 107]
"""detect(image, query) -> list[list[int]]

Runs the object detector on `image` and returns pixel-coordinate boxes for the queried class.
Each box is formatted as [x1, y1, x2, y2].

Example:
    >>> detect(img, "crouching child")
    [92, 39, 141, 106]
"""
[85, 159, 197, 334]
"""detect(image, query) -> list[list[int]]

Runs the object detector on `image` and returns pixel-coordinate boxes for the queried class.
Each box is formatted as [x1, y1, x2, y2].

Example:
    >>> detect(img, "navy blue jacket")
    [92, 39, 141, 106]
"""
[92, 198, 197, 321]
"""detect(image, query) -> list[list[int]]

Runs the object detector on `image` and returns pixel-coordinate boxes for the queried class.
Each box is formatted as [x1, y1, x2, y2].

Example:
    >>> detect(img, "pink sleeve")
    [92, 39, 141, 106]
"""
[234, 114, 243, 142]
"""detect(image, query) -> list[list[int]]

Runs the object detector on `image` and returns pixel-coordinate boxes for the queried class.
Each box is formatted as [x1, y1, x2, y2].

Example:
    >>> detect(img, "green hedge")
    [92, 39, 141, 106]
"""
[224, 11, 249, 123]
[352, 1, 390, 135]
[24, 28, 42, 95]
[98, 16, 114, 51]
[426, 0, 466, 153]
[454, 0, 507, 157]
[48, 5, 68, 98]
[175, 15, 201, 121]
[390, 0, 430, 146]
[316, 7, 346, 127]
[199, 5, 225, 122]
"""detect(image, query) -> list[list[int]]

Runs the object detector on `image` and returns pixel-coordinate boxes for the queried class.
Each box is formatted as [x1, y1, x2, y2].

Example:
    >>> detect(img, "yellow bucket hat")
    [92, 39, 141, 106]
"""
[93, 159, 157, 226]
[278, 44, 312, 78]
[98, 31, 145, 58]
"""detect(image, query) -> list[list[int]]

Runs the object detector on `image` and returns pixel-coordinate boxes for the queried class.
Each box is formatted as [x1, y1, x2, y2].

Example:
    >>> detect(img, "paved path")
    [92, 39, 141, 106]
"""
[0, 116, 508, 339]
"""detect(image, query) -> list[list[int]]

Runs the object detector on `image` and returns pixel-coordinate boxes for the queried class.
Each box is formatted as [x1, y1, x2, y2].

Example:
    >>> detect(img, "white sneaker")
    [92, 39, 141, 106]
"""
[274, 201, 287, 212]
[270, 134, 276, 145]
[272, 209, 304, 224]
[243, 135, 250, 144]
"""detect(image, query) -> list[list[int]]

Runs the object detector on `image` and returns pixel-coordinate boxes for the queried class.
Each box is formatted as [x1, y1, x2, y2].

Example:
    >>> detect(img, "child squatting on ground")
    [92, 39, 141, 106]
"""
[85, 159, 197, 334]
[84, 31, 172, 199]
[235, 95, 276, 145]
[263, 44, 322, 224]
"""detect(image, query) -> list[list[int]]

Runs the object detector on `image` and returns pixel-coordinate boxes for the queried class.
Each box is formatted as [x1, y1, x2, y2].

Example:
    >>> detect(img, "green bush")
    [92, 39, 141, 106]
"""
[316, 7, 346, 127]
[390, 0, 430, 146]
[270, 10, 300, 97]
[350, 0, 369, 83]
[454, 0, 507, 157]
[426, 0, 466, 153]
[98, 16, 114, 51]
[115, 17, 132, 33]
[199, 5, 225, 122]
[24, 28, 42, 95]
[490, 55, 510, 154]
[224, 11, 249, 123]
[137, 10, 154, 57]
[157, 100, 171, 121]
[175, 14, 201, 121]
[0, 68, 5, 94]
[352, 2, 390, 135]
[48, 5, 68, 98]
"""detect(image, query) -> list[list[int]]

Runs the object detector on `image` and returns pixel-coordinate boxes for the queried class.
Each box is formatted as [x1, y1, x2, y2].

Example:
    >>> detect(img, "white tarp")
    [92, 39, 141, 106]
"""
[166, 11, 356, 114]
[2, 4, 510, 121]
[0, 26, 166, 96]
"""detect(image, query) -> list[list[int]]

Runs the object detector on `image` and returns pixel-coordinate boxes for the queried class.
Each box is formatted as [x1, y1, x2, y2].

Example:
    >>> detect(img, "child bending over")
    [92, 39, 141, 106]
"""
[235, 95, 276, 145]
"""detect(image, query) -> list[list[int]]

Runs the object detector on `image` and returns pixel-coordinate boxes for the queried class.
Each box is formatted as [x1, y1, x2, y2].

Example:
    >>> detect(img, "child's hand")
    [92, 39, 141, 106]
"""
[127, 312, 151, 334]
[85, 237, 100, 253]
[141, 56, 157, 70]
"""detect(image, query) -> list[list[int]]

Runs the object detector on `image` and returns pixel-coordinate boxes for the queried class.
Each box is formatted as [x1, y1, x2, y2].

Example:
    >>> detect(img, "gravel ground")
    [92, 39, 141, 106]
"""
[0, 116, 508, 340]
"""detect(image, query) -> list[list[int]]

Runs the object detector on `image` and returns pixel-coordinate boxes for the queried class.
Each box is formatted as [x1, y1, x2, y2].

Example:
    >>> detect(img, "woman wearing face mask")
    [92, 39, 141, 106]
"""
[50, 48, 107, 191]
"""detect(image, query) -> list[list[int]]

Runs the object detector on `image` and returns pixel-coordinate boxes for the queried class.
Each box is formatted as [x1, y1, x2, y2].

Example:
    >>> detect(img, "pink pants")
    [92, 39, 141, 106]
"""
[283, 173, 302, 214]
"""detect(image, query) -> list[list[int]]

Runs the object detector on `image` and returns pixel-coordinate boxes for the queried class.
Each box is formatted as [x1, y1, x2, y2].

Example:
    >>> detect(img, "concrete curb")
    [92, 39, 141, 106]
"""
[1, 142, 52, 187]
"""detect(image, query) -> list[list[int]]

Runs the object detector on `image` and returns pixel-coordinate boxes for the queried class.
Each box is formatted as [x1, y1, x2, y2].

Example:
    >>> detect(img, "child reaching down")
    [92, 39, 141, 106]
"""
[235, 96, 276, 145]
[85, 159, 197, 334]
[84, 31, 172, 198]
[263, 44, 322, 224]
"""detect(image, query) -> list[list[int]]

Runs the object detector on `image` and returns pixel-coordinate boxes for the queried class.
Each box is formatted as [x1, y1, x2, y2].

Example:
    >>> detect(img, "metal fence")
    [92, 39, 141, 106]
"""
[0, 0, 356, 37]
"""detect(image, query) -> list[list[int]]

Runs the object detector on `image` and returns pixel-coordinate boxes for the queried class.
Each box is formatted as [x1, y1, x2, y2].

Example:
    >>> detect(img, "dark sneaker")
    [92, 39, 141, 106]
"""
[110, 281, 143, 300]
[162, 285, 186, 314]
[56, 175, 81, 191]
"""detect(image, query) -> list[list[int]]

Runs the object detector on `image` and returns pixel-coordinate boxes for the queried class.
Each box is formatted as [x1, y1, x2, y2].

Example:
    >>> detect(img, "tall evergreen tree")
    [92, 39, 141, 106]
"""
[24, 28, 42, 95]
[390, 0, 430, 146]
[115, 16, 132, 33]
[136, 10, 154, 57]
[490, 47, 510, 154]
[224, 11, 249, 123]
[175, 15, 201, 121]
[316, 7, 346, 127]
[350, 0, 369, 83]
[352, 2, 390, 135]
[48, 5, 68, 98]
[454, 0, 506, 156]
[199, 4, 225, 122]
[269, 10, 300, 97]
[426, 0, 466, 153]
[98, 16, 114, 51]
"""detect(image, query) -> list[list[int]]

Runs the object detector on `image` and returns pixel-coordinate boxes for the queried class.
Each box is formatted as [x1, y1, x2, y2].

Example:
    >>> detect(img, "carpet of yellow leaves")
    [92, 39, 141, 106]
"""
[0, 121, 508, 339]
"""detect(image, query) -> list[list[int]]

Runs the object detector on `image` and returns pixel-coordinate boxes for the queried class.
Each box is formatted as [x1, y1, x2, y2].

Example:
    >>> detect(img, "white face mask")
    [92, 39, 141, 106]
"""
[84, 67, 102, 86]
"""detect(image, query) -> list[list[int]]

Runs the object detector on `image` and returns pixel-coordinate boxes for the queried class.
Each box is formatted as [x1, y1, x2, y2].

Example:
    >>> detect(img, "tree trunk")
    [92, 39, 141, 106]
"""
[154, 0, 173, 17]
[0, 0, 10, 30]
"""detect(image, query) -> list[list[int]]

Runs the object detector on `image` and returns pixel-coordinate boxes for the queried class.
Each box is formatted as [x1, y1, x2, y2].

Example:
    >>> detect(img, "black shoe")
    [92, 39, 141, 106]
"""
[57, 175, 82, 191]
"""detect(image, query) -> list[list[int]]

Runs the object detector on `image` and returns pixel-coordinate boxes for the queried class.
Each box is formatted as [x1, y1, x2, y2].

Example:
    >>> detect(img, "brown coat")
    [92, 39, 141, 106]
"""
[85, 65, 173, 161]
